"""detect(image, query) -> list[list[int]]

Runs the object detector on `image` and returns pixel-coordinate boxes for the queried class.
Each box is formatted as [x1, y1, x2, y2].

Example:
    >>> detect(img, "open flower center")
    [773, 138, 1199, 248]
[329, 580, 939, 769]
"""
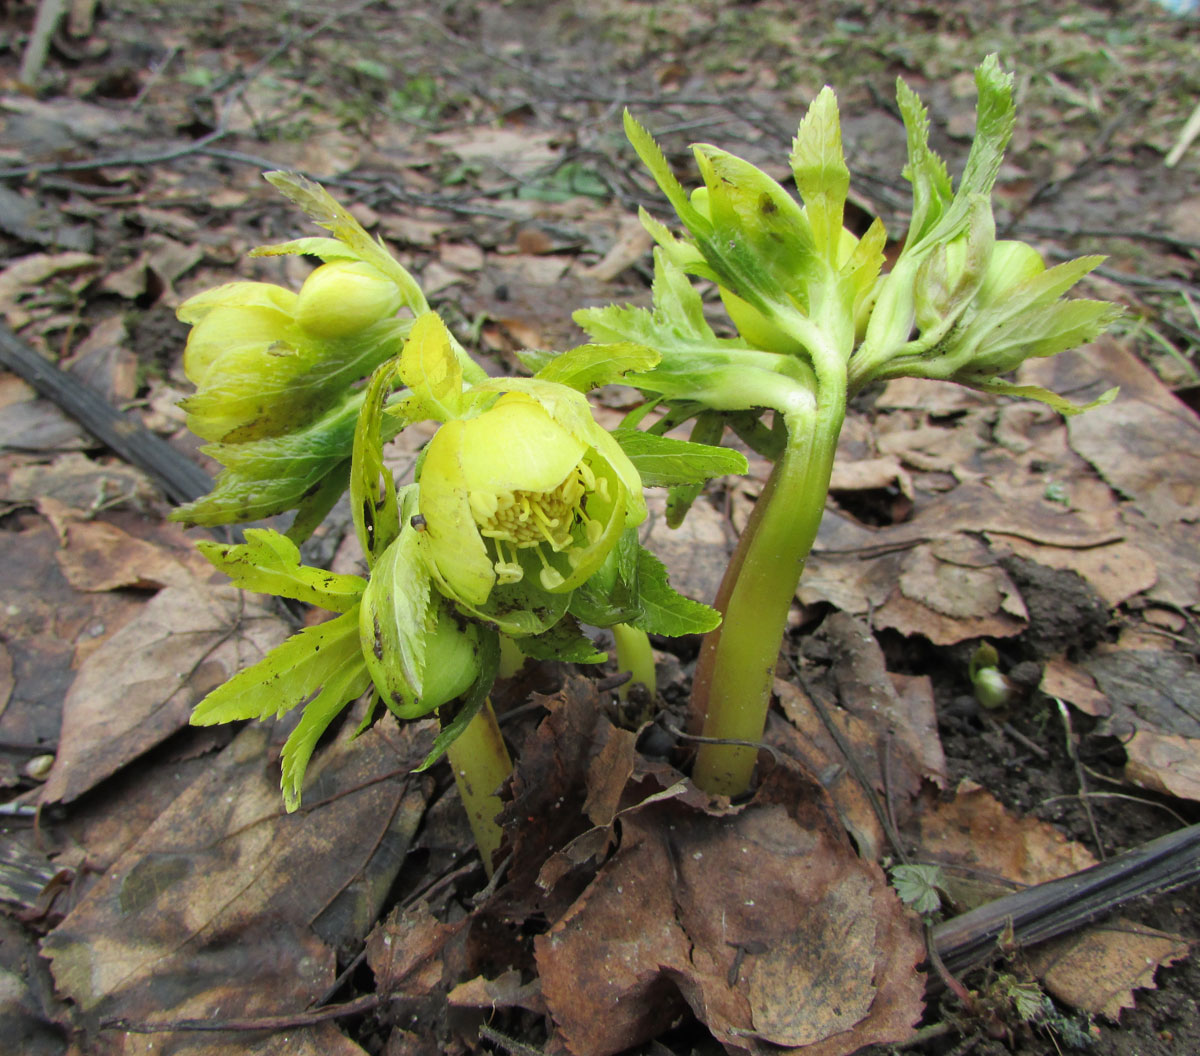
[467, 462, 608, 589]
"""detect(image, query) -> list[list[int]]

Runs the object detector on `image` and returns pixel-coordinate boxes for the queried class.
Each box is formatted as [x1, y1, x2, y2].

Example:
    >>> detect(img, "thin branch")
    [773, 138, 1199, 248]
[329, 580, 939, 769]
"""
[101, 993, 380, 1034]
[932, 822, 1200, 977]
[0, 321, 214, 505]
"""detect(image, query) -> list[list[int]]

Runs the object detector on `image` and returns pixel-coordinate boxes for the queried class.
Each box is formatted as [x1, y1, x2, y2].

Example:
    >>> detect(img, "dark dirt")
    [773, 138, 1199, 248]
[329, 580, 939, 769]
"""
[3, 2, 1200, 1055]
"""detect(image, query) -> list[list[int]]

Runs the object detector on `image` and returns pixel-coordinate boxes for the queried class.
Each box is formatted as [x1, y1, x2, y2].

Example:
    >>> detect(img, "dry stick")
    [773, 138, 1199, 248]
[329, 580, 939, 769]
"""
[932, 821, 1200, 978]
[101, 993, 380, 1034]
[19, 0, 65, 86]
[0, 321, 213, 505]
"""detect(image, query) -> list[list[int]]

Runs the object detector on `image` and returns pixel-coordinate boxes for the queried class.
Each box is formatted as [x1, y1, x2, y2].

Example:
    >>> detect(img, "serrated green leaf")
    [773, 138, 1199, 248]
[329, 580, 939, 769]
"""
[351, 360, 403, 564]
[970, 299, 1123, 370]
[279, 644, 373, 812]
[191, 607, 368, 726]
[896, 77, 953, 245]
[398, 311, 467, 422]
[517, 616, 607, 663]
[358, 519, 432, 715]
[790, 86, 849, 260]
[890, 863, 946, 916]
[285, 457, 351, 545]
[171, 391, 362, 527]
[611, 427, 747, 487]
[898, 55, 1014, 255]
[663, 412, 725, 526]
[960, 379, 1119, 416]
[532, 342, 660, 391]
[197, 528, 365, 613]
[629, 546, 721, 636]
[623, 110, 702, 226]
[691, 146, 818, 315]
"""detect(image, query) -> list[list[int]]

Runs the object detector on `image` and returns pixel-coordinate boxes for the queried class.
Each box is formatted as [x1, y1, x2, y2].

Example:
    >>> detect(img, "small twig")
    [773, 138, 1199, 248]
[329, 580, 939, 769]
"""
[0, 322, 214, 505]
[1057, 699, 1104, 860]
[101, 992, 380, 1034]
[925, 925, 975, 1012]
[982, 716, 1050, 760]
[19, 0, 65, 87]
[792, 665, 910, 863]
[1038, 791, 1189, 830]
[663, 723, 785, 767]
[312, 946, 368, 1009]
[0, 129, 229, 181]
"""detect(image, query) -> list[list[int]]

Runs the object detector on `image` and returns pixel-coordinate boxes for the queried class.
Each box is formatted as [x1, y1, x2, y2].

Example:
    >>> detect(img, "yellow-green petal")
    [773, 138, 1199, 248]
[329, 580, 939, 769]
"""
[177, 281, 298, 325]
[182, 304, 295, 387]
[457, 394, 585, 496]
[419, 419, 496, 605]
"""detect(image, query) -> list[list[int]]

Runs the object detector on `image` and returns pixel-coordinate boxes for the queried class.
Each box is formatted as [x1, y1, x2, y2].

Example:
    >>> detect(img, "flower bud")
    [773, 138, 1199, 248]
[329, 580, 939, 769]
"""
[974, 240, 1044, 307]
[296, 260, 404, 338]
[181, 284, 298, 387]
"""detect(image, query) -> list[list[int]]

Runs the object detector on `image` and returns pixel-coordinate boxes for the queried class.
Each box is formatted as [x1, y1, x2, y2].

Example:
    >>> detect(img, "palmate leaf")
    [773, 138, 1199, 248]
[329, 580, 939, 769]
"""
[197, 529, 365, 613]
[191, 607, 367, 726]
[189, 606, 372, 810]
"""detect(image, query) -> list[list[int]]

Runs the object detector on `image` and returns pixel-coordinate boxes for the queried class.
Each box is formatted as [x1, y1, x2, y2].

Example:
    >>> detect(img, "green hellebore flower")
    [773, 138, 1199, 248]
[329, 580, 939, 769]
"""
[177, 259, 408, 443]
[418, 390, 646, 610]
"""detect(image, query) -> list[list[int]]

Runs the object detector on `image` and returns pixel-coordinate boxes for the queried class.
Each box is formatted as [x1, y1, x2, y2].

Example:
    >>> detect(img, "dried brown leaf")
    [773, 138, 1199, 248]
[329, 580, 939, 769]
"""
[912, 781, 1097, 908]
[1021, 338, 1200, 526]
[43, 719, 432, 1049]
[536, 762, 925, 1056]
[40, 578, 286, 804]
[875, 538, 1027, 645]
[1027, 918, 1190, 1021]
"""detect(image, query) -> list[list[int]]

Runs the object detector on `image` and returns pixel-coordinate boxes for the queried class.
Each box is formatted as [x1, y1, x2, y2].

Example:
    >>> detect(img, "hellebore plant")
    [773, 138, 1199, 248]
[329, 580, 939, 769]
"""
[175, 177, 739, 872]
[175, 54, 1119, 874]
[572, 55, 1120, 796]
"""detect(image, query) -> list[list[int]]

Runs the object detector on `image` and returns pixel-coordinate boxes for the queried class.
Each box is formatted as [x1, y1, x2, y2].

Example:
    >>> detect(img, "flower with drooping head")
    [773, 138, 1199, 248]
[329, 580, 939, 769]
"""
[418, 386, 645, 615]
[178, 257, 410, 444]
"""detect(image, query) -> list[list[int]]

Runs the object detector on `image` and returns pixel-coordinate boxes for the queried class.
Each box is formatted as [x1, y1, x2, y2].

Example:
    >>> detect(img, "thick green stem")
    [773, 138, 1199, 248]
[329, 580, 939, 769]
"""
[612, 623, 656, 701]
[691, 392, 845, 797]
[446, 698, 512, 877]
